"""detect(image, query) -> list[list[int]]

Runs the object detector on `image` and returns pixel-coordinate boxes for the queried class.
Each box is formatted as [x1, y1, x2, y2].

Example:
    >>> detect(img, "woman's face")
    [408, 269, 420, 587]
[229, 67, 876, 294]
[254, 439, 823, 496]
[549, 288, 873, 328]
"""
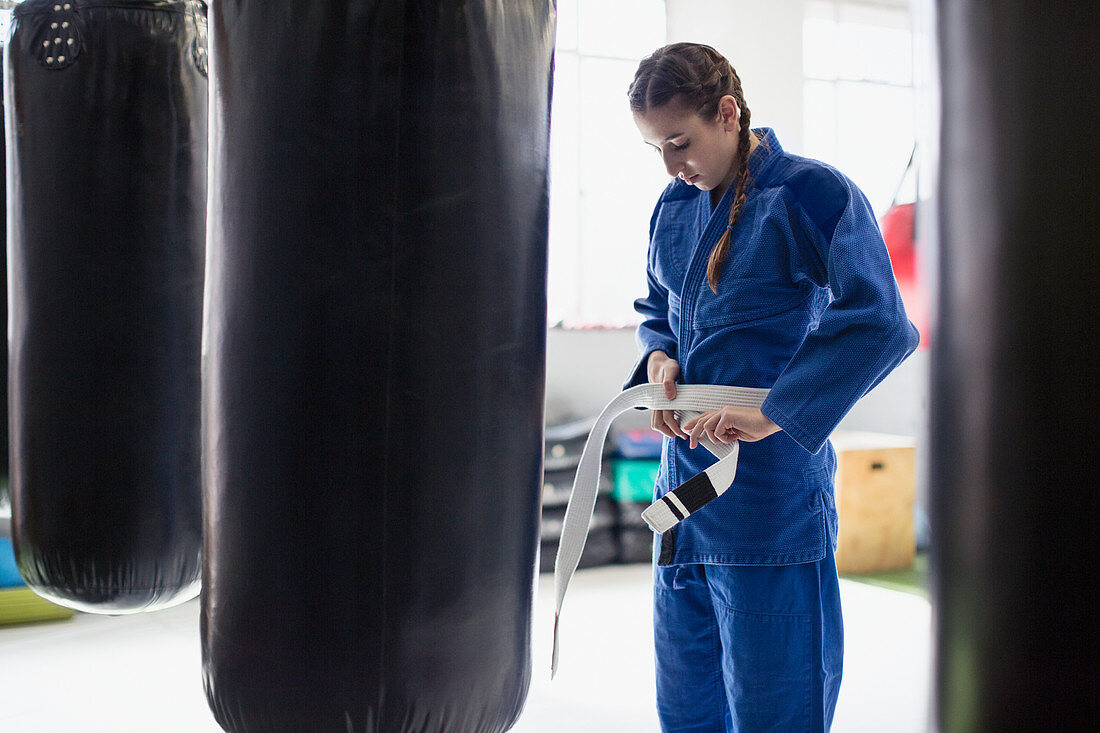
[633, 96, 741, 195]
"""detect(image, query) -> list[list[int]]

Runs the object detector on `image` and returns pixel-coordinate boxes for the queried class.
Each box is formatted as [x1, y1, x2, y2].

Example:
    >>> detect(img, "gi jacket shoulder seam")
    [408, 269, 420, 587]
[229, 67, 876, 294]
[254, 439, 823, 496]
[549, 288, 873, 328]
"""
[764, 155, 850, 246]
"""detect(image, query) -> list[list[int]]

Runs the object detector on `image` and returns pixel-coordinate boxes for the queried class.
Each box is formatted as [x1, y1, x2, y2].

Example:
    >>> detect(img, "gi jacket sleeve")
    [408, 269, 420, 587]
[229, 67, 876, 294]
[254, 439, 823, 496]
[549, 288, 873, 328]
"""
[760, 170, 920, 454]
[624, 194, 679, 390]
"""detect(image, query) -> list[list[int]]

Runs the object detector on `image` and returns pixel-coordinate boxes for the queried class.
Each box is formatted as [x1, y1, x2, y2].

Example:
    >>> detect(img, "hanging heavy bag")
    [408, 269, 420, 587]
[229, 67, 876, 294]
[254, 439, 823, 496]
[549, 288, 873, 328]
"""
[879, 144, 929, 347]
[5, 0, 208, 613]
[200, 2, 553, 731]
[1, 37, 7, 482]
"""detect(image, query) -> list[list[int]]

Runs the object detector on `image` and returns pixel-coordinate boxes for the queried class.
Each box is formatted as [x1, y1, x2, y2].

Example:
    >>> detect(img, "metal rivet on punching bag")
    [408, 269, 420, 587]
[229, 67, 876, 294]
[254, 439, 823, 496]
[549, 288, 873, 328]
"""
[5, 0, 209, 613]
[201, 1, 554, 730]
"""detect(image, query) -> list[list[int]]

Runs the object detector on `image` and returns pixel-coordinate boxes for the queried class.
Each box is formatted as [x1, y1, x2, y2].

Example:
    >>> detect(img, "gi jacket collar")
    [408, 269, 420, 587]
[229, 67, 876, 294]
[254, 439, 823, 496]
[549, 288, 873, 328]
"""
[676, 128, 783, 348]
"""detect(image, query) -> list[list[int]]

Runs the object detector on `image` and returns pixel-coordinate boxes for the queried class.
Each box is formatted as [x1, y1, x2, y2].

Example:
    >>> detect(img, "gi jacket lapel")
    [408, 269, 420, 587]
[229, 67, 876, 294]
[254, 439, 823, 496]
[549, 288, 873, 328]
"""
[676, 185, 738, 350]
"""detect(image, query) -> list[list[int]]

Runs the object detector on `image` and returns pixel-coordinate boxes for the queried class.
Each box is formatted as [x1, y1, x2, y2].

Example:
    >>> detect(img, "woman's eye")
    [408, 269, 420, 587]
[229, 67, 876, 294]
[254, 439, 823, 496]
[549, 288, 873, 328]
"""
[672, 141, 690, 151]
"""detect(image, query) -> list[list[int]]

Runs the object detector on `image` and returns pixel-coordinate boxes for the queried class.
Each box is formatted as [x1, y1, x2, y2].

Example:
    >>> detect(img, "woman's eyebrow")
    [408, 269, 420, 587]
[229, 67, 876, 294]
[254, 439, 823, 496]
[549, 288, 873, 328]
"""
[643, 133, 686, 147]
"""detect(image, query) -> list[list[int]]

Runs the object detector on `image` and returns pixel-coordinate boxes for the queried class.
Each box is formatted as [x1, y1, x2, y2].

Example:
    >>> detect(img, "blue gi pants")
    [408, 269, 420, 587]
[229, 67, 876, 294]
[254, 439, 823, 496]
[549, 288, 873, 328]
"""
[653, 548, 843, 732]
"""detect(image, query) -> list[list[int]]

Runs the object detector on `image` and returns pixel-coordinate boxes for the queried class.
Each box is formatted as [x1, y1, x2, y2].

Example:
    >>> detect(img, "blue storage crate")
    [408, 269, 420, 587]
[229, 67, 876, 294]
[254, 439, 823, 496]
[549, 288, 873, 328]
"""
[614, 428, 663, 459]
[1, 538, 24, 588]
[611, 458, 660, 503]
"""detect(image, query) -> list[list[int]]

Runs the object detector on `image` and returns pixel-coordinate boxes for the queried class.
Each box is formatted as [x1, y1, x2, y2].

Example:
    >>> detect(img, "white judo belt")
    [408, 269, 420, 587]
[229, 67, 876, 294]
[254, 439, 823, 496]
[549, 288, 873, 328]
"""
[551, 382, 769, 677]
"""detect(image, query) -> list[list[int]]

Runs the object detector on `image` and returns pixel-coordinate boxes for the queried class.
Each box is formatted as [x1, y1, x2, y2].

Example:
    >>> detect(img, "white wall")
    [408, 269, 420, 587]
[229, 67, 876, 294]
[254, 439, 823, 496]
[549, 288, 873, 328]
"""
[665, 0, 806, 151]
[545, 327, 641, 426]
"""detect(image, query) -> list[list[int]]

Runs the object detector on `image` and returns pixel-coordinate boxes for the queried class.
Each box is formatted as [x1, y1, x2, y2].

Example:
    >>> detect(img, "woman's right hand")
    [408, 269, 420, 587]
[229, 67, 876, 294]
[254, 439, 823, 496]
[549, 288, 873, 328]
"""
[647, 350, 688, 440]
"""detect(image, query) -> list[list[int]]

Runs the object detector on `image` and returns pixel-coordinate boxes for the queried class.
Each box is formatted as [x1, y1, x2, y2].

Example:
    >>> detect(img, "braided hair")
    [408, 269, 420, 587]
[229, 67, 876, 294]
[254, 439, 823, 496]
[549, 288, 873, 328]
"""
[628, 43, 754, 293]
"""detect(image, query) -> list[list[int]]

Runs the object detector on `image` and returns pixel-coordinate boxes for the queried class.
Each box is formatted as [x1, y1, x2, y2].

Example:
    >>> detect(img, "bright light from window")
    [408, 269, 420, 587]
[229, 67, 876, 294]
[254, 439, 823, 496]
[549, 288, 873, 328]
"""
[548, 0, 667, 328]
[802, 2, 915, 216]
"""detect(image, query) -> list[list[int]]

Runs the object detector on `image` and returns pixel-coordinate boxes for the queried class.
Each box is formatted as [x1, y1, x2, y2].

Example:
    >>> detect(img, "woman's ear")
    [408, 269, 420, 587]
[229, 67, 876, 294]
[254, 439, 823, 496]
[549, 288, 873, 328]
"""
[718, 94, 741, 132]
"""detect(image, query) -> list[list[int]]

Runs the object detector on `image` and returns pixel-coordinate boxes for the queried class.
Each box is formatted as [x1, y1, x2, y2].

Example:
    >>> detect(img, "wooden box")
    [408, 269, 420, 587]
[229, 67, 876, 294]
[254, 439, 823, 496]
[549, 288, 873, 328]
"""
[830, 431, 917, 574]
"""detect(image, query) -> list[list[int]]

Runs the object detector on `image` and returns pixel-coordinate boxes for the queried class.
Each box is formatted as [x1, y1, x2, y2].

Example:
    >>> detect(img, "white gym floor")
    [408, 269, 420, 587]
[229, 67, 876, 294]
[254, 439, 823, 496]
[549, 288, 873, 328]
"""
[0, 563, 931, 732]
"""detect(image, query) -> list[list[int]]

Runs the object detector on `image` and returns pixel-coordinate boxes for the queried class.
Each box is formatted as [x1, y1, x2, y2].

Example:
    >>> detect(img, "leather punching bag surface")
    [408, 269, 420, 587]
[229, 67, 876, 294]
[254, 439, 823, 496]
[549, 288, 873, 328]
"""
[1, 40, 7, 481]
[934, 2, 1100, 730]
[201, 2, 553, 731]
[5, 0, 208, 612]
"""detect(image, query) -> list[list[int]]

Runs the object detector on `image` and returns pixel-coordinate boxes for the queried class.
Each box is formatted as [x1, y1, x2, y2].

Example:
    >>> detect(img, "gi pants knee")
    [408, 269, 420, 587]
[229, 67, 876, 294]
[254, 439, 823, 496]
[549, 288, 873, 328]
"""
[652, 548, 843, 733]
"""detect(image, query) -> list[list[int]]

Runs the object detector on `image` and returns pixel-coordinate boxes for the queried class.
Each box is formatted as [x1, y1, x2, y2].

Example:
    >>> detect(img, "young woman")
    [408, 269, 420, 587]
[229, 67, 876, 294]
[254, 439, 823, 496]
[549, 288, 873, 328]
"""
[625, 43, 919, 732]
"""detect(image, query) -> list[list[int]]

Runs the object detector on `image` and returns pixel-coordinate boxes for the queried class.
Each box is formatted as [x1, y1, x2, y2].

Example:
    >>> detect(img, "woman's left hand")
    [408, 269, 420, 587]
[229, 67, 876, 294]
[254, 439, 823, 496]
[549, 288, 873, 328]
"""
[681, 407, 781, 450]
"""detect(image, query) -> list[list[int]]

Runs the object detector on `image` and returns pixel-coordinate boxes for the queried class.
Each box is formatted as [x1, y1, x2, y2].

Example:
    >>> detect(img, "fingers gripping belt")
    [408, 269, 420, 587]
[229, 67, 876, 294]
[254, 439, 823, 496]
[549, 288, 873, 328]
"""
[551, 383, 769, 677]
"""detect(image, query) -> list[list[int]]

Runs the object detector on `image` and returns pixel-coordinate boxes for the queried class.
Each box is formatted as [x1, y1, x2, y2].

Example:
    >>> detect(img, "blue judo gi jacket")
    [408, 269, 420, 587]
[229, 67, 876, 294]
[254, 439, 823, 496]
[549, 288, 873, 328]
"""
[626, 128, 919, 566]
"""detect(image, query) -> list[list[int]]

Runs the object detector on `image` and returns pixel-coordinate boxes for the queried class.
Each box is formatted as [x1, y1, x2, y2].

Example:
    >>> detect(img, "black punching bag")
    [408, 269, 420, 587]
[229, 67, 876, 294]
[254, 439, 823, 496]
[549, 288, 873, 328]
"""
[201, 2, 553, 731]
[933, 2, 1100, 731]
[5, 0, 208, 612]
[1, 38, 7, 482]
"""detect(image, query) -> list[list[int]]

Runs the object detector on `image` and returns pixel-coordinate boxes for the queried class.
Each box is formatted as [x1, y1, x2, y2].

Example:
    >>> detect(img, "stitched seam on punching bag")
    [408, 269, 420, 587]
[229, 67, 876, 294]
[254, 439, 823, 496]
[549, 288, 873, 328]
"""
[379, 4, 409, 722]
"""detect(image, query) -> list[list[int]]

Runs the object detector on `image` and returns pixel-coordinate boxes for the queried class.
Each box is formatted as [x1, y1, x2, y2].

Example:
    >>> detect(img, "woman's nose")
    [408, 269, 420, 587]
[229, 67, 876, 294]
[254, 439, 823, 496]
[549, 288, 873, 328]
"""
[662, 153, 682, 179]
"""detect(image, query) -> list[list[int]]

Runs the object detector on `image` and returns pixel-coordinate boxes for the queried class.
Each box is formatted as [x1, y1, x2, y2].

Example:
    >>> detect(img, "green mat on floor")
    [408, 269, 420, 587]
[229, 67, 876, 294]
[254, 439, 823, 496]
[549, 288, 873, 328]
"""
[840, 553, 928, 598]
[0, 587, 75, 626]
